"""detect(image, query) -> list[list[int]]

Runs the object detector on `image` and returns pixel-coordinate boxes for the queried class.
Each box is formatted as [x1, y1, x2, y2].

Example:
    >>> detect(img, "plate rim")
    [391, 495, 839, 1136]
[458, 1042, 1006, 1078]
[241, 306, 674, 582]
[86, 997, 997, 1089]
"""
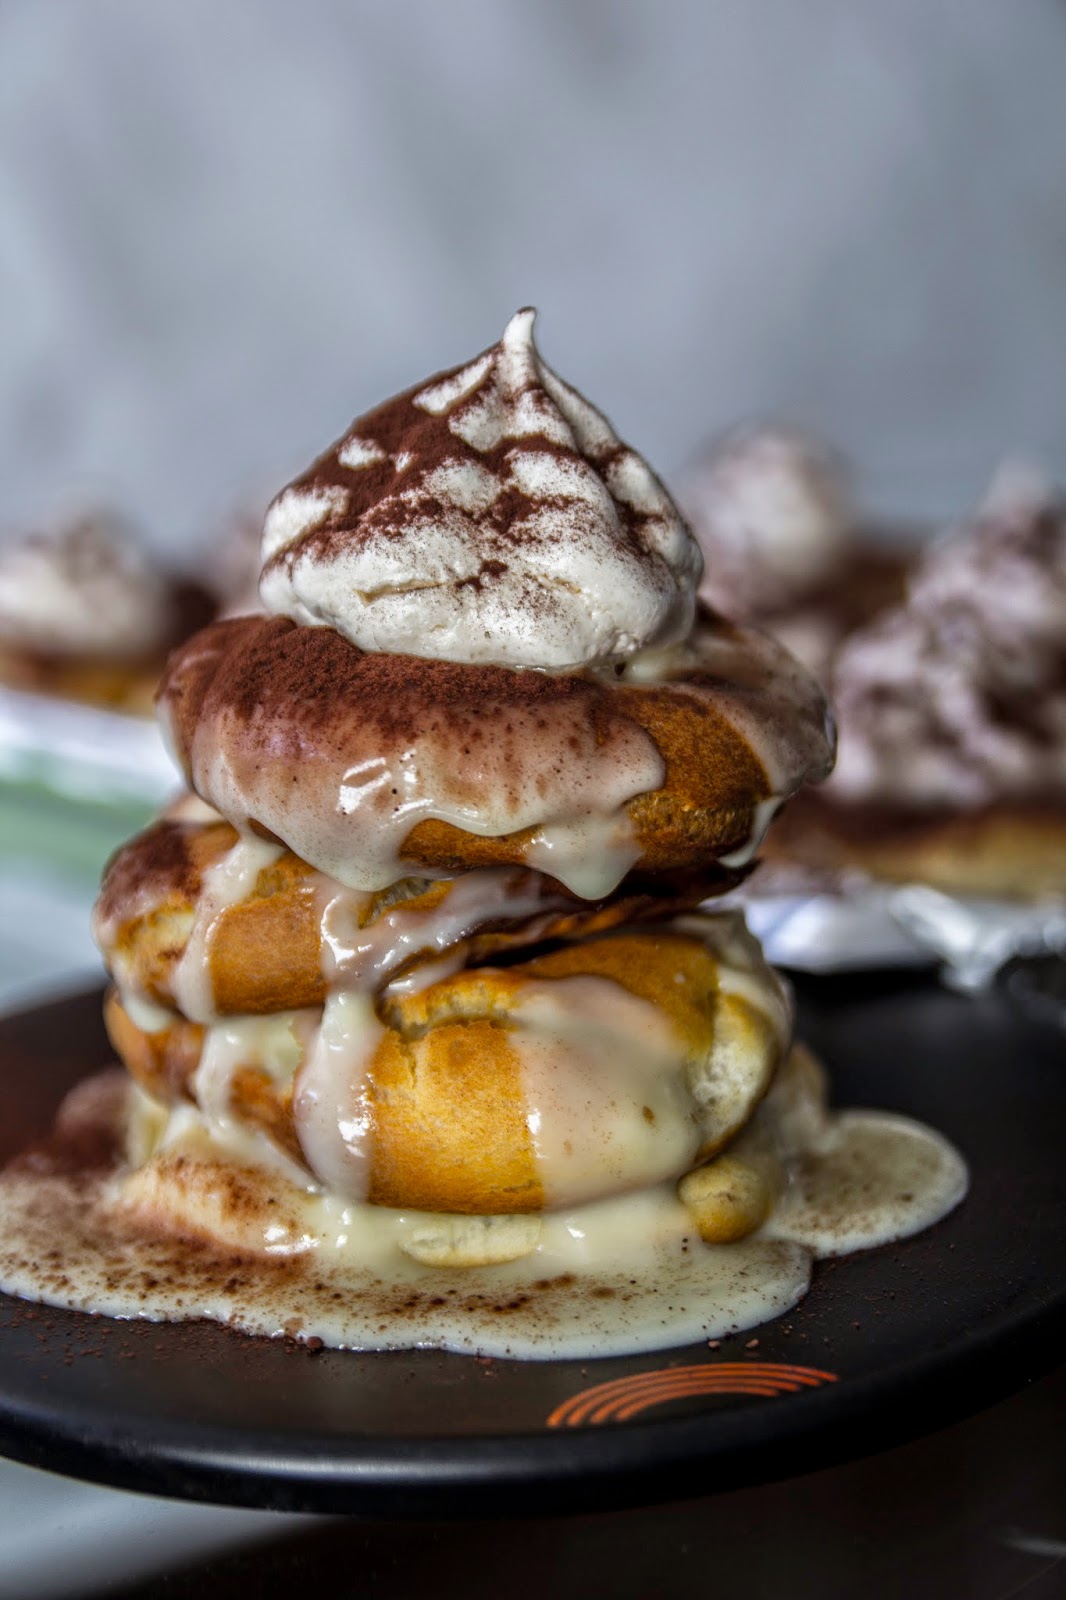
[1, 1262, 1064, 1515]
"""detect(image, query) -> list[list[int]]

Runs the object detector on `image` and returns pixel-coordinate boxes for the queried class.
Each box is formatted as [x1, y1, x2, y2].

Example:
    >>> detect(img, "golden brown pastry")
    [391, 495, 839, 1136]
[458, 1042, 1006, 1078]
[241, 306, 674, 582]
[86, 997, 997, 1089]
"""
[158, 607, 831, 892]
[104, 918, 790, 1215]
[94, 815, 741, 1018]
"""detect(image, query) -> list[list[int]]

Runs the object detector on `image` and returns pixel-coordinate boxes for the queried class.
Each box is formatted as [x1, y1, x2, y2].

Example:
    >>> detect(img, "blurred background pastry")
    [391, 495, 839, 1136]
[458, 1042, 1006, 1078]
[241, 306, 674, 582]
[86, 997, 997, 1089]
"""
[677, 424, 909, 682]
[764, 464, 1066, 898]
[0, 512, 216, 936]
[0, 510, 214, 714]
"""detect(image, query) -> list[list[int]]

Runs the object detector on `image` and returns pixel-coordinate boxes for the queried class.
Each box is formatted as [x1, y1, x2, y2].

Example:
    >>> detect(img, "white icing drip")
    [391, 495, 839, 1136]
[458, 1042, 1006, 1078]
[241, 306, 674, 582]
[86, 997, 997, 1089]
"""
[119, 993, 174, 1034]
[382, 948, 468, 997]
[170, 835, 284, 1023]
[194, 694, 665, 895]
[153, 1092, 314, 1194]
[191, 1012, 312, 1141]
[510, 977, 701, 1207]
[163, 793, 224, 825]
[523, 812, 645, 898]
[718, 795, 783, 869]
[317, 868, 577, 989]
[291, 991, 384, 1202]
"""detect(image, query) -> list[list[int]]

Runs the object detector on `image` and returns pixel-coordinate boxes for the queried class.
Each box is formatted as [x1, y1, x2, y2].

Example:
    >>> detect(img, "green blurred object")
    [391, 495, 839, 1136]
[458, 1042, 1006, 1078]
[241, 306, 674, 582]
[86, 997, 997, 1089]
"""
[0, 777, 155, 888]
[0, 686, 178, 896]
[0, 690, 176, 1008]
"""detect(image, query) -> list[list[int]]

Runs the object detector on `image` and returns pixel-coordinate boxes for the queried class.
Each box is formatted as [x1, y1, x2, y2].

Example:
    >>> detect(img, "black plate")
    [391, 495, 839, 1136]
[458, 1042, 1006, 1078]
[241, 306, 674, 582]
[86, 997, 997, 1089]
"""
[0, 977, 1063, 1517]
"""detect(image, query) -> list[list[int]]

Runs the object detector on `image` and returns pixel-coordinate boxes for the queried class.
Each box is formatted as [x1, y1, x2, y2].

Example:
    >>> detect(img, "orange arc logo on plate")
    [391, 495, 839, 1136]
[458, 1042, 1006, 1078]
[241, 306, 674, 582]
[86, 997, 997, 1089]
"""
[546, 1363, 838, 1428]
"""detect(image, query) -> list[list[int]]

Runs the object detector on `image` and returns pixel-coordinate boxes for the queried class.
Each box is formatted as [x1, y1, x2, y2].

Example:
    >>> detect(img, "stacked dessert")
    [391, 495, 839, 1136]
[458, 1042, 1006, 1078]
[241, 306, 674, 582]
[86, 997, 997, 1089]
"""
[55, 312, 964, 1355]
[98, 309, 832, 1235]
[766, 465, 1066, 898]
[0, 512, 214, 713]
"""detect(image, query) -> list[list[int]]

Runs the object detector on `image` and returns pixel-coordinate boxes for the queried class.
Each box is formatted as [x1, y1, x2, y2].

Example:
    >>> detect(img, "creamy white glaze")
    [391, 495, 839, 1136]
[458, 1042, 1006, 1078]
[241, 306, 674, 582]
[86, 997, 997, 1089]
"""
[190, 693, 666, 897]
[170, 835, 284, 1023]
[171, 599, 832, 900]
[291, 991, 384, 1201]
[316, 868, 581, 989]
[718, 796, 783, 869]
[522, 812, 646, 899]
[508, 976, 702, 1206]
[191, 1011, 314, 1136]
[163, 793, 225, 825]
[767, 1110, 968, 1255]
[0, 1060, 968, 1359]
[613, 612, 836, 807]
[118, 991, 174, 1034]
[172, 911, 788, 1208]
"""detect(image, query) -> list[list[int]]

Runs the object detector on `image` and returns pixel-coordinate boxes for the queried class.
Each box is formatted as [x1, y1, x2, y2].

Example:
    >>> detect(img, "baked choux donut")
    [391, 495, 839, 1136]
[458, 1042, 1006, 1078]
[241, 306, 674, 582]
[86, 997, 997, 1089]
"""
[104, 917, 791, 1215]
[95, 815, 741, 1019]
[157, 607, 832, 896]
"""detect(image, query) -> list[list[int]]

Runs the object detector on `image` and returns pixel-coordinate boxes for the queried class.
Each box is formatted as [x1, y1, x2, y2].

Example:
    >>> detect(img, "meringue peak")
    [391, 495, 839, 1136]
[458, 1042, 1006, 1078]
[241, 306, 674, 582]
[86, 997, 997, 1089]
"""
[260, 311, 702, 671]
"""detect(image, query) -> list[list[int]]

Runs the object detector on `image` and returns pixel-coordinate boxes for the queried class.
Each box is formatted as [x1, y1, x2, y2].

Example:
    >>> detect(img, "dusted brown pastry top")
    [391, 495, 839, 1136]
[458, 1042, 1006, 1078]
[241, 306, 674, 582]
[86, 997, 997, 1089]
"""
[157, 609, 834, 895]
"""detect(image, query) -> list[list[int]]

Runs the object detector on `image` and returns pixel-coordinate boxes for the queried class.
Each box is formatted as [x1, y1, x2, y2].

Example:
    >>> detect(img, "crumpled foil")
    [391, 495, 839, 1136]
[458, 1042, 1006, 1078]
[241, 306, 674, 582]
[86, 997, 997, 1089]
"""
[723, 864, 1066, 1002]
[890, 885, 1066, 994]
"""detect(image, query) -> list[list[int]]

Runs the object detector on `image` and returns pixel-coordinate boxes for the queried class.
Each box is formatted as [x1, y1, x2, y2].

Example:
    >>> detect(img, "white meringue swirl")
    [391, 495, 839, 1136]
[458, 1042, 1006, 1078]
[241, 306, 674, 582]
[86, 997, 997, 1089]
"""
[260, 309, 703, 671]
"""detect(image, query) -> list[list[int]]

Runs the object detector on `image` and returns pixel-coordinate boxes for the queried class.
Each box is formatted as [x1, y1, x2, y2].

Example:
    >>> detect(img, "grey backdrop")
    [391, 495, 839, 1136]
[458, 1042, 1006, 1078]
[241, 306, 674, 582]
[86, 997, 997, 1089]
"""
[2, 0, 1065, 556]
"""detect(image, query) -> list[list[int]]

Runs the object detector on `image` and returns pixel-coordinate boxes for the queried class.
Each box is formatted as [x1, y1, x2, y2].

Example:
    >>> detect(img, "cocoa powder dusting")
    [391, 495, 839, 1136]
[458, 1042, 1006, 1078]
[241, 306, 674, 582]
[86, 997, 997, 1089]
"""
[167, 613, 609, 751]
[261, 325, 665, 592]
[97, 819, 202, 930]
